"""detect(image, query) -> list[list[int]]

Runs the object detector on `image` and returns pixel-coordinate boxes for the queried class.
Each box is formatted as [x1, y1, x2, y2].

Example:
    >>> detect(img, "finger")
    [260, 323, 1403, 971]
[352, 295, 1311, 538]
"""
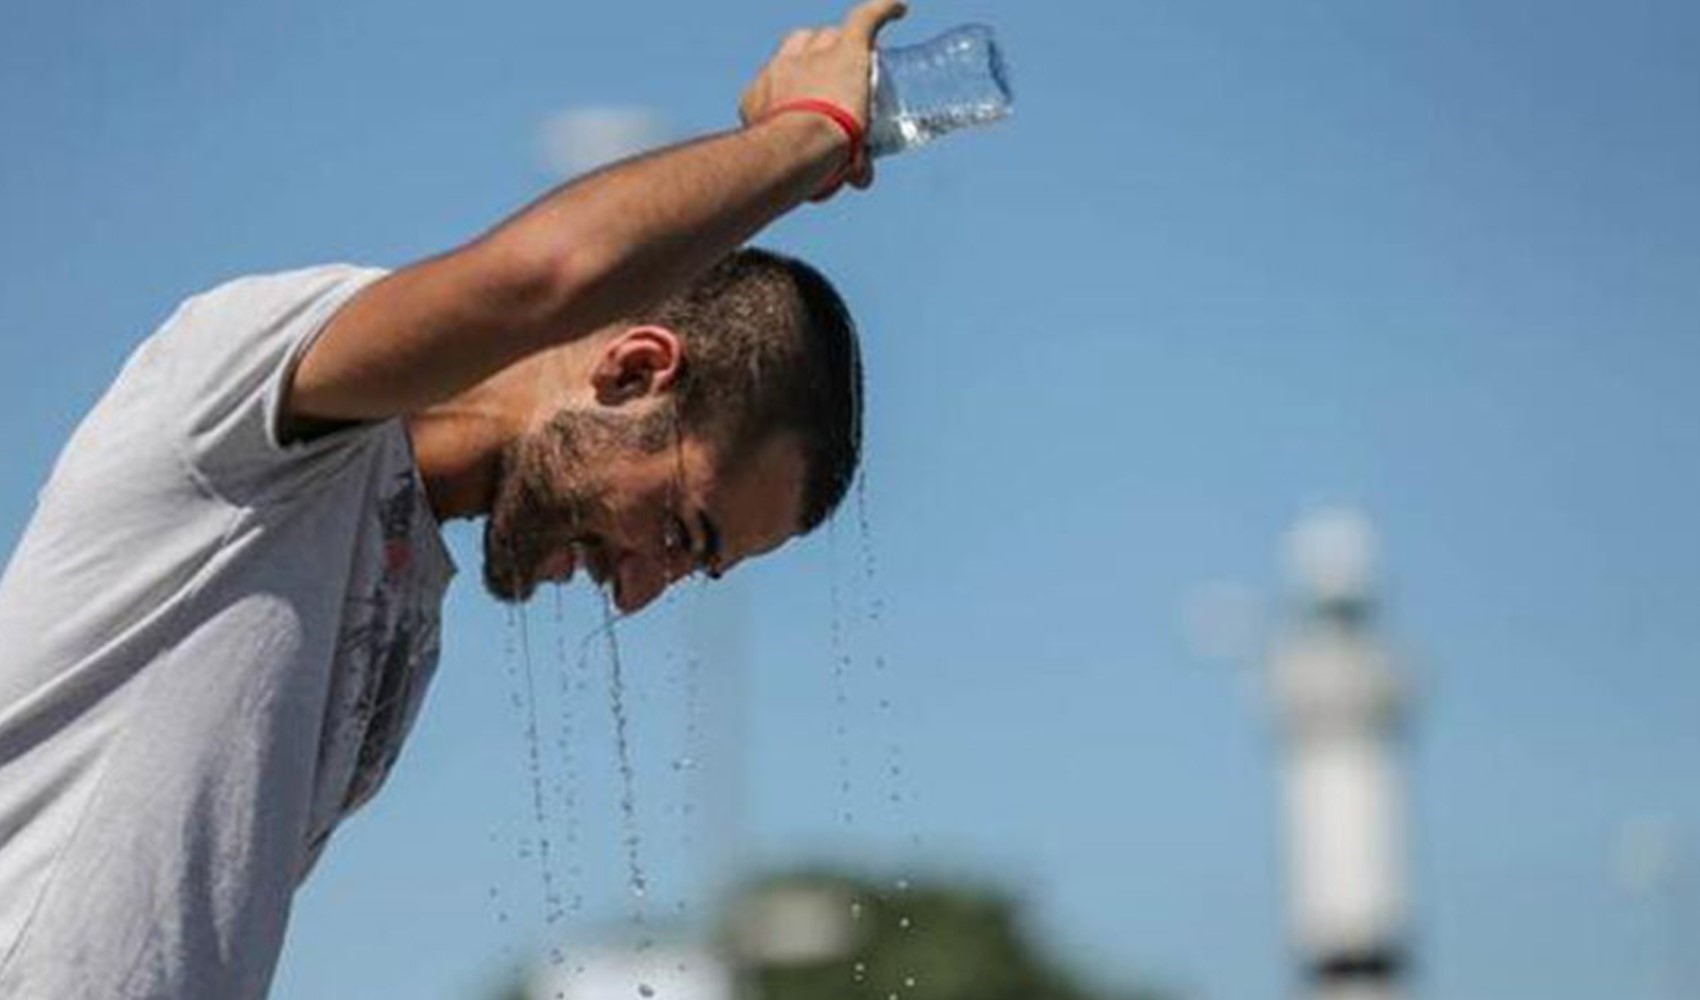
[849, 159, 875, 190]
[779, 29, 814, 57]
[738, 77, 769, 124]
[842, 0, 907, 47]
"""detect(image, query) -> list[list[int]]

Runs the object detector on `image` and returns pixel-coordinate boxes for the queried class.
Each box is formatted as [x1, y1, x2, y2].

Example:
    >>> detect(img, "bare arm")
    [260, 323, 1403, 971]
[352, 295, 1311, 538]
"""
[287, 0, 905, 427]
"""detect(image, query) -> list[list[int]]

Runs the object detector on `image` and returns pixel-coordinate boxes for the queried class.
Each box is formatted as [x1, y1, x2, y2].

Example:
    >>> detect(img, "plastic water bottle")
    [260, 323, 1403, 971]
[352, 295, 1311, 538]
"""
[866, 24, 1013, 159]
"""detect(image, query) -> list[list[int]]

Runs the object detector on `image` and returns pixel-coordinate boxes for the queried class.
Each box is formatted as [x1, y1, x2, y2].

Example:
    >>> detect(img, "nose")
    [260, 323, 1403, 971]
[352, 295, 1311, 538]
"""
[616, 555, 685, 615]
[617, 574, 663, 614]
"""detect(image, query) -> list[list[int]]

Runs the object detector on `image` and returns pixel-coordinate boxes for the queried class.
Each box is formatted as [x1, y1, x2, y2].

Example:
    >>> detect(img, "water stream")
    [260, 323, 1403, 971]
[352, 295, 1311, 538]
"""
[853, 475, 922, 994]
[514, 604, 566, 930]
[597, 587, 656, 996]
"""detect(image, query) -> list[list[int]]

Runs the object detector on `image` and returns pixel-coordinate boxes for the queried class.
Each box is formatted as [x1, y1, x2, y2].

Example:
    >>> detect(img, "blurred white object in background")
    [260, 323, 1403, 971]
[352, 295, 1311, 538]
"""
[539, 108, 671, 178]
[530, 943, 730, 1000]
[1615, 815, 1679, 899]
[729, 881, 860, 967]
[1613, 816, 1687, 1000]
[1285, 507, 1381, 612]
[1269, 507, 1412, 1000]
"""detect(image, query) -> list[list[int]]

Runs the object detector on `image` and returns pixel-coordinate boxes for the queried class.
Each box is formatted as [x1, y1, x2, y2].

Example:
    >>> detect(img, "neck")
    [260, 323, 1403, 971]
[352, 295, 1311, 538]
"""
[407, 357, 548, 521]
[406, 336, 608, 520]
[407, 399, 510, 522]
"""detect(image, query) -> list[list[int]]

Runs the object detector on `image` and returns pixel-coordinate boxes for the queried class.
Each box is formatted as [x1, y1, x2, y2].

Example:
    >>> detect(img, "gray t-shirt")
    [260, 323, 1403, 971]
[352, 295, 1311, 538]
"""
[0, 264, 456, 998]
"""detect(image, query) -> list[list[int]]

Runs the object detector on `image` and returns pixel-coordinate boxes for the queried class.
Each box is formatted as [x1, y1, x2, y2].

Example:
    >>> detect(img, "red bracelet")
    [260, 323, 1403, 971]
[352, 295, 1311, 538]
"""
[763, 98, 866, 201]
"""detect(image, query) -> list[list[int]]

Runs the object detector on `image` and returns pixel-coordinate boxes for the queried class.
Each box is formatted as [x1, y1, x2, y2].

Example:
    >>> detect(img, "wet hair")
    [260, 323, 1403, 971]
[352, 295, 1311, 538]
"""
[635, 247, 863, 533]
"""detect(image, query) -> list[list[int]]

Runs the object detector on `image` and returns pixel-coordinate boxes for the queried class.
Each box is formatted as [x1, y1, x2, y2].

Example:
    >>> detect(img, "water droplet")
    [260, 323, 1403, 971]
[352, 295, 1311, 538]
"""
[599, 592, 654, 939]
[638, 985, 655, 998]
[898, 916, 912, 929]
[850, 900, 864, 920]
[905, 976, 917, 988]
[895, 878, 910, 891]
[853, 961, 867, 982]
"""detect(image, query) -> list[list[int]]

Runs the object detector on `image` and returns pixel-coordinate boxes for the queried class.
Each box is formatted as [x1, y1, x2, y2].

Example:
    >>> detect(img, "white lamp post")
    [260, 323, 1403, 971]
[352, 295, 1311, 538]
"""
[1269, 509, 1412, 1000]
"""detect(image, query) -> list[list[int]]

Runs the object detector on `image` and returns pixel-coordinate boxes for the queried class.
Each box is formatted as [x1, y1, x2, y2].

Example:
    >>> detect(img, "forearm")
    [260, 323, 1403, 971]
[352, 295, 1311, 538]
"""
[285, 0, 902, 428]
[488, 111, 848, 349]
[297, 114, 848, 421]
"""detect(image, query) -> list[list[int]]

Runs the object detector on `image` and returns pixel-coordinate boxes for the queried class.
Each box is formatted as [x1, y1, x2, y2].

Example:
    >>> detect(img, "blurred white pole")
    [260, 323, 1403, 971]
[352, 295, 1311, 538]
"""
[1268, 509, 1413, 1000]
[1615, 817, 1684, 1000]
[687, 576, 753, 912]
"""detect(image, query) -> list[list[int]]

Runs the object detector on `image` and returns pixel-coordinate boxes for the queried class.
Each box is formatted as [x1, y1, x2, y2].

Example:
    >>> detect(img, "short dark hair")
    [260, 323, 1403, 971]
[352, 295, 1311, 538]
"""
[636, 247, 862, 533]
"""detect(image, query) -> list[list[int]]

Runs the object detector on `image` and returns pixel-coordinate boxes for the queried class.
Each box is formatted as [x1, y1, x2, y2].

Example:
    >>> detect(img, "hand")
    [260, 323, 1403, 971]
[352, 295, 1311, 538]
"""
[739, 0, 908, 190]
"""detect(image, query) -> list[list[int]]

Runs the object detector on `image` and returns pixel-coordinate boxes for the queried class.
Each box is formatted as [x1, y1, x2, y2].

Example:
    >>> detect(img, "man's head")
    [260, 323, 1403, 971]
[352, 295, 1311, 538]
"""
[482, 248, 862, 612]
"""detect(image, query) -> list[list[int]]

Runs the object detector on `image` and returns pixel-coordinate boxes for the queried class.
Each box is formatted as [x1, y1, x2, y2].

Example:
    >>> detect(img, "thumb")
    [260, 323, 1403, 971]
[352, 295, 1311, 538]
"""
[842, 0, 908, 48]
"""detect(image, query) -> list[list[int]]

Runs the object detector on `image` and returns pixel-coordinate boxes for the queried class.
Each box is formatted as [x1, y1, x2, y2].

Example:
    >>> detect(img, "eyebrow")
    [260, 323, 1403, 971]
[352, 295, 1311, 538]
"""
[697, 510, 724, 579]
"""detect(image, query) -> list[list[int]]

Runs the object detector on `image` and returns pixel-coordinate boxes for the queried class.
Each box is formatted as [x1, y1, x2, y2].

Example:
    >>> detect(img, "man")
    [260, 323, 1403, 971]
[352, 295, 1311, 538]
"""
[0, 1, 904, 995]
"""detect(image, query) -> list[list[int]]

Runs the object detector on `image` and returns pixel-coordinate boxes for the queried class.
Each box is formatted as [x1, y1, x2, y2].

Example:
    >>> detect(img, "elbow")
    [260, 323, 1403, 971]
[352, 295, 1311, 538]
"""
[475, 225, 616, 342]
[479, 238, 579, 324]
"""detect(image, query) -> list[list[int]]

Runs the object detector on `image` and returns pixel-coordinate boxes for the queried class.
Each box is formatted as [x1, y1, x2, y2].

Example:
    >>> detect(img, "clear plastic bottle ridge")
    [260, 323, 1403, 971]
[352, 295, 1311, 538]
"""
[866, 24, 1014, 159]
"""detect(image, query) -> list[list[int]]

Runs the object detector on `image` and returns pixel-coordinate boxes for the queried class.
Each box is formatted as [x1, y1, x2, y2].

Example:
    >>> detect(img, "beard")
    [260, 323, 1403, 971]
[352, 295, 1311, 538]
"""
[481, 406, 674, 603]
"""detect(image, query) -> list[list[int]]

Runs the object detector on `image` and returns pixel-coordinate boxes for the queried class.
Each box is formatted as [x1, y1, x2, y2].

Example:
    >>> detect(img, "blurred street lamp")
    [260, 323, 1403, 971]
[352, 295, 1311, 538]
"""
[1268, 509, 1413, 1000]
[1614, 816, 1688, 1000]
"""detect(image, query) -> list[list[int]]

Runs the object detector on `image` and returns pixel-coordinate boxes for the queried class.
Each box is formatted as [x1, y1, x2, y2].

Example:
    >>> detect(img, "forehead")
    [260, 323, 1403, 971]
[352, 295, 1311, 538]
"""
[697, 433, 807, 564]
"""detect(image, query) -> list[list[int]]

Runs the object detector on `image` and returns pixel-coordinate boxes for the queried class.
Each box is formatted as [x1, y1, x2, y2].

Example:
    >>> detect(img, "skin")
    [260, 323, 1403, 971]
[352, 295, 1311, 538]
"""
[285, 0, 906, 425]
[406, 325, 807, 614]
[278, 0, 906, 614]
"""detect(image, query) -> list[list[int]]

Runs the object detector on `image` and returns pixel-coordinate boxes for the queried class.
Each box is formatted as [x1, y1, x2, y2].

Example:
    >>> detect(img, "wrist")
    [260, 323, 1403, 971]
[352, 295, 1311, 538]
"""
[759, 99, 866, 201]
[760, 107, 850, 159]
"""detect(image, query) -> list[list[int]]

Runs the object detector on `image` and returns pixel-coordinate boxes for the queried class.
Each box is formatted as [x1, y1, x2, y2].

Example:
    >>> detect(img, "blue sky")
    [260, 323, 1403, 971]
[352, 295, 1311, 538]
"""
[3, 1, 1699, 998]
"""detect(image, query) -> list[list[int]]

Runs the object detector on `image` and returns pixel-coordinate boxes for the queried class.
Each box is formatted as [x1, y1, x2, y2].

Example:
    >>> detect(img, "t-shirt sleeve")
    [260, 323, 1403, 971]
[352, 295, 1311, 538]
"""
[161, 264, 393, 506]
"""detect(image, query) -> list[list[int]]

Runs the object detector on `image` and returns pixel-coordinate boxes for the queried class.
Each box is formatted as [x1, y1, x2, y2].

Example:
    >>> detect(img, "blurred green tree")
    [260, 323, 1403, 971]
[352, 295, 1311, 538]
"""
[731, 871, 1171, 1000]
[486, 870, 1173, 1000]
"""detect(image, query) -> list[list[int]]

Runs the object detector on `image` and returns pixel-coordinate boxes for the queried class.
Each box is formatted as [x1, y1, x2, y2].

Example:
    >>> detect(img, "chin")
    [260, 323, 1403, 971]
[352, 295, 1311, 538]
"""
[479, 545, 538, 604]
[481, 567, 529, 604]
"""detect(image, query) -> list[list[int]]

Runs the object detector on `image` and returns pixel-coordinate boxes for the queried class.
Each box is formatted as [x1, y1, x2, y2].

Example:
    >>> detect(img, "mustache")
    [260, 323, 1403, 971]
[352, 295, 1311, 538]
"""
[479, 406, 677, 604]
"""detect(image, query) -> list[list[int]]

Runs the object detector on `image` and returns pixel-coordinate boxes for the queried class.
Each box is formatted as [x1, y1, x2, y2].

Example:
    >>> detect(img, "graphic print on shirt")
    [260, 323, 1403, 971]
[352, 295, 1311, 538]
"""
[335, 470, 441, 815]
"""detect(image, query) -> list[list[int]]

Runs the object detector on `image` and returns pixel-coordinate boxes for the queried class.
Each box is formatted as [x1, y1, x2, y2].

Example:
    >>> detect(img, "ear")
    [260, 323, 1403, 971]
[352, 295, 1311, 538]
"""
[591, 325, 685, 405]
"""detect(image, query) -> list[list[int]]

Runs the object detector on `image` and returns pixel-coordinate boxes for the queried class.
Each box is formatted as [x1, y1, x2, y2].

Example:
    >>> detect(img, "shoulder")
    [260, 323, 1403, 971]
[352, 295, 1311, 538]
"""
[189, 264, 390, 321]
